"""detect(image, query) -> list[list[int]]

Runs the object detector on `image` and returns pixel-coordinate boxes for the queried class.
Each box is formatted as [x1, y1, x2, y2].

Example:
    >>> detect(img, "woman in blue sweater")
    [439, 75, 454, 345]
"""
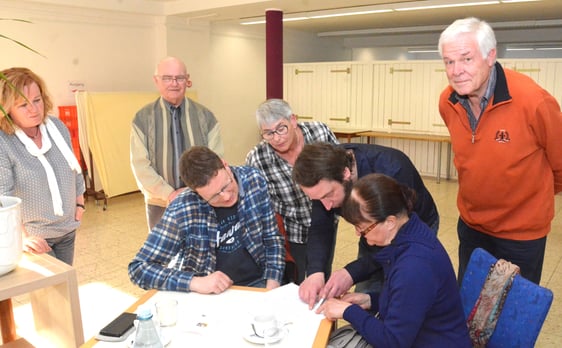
[319, 174, 470, 347]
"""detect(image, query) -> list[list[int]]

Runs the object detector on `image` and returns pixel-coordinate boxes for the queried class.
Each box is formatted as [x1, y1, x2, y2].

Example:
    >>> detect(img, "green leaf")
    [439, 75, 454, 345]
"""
[0, 18, 46, 57]
[0, 34, 46, 57]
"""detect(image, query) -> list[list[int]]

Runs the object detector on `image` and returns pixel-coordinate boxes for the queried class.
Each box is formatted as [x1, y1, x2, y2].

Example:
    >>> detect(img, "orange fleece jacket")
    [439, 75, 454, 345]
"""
[439, 63, 562, 240]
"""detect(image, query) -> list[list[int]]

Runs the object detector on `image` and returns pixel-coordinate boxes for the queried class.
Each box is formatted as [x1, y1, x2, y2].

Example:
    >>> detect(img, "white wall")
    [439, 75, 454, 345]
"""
[207, 23, 266, 164]
[284, 29, 351, 63]
[1, 2, 349, 165]
[1, 2, 158, 105]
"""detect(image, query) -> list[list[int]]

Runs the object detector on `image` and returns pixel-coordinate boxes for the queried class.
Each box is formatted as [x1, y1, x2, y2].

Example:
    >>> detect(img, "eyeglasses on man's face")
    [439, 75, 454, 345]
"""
[206, 173, 233, 204]
[157, 75, 188, 84]
[261, 124, 289, 140]
[356, 221, 380, 236]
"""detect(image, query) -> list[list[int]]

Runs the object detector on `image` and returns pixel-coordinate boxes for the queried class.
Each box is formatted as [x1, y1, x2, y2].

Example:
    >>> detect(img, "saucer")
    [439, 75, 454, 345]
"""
[243, 327, 288, 345]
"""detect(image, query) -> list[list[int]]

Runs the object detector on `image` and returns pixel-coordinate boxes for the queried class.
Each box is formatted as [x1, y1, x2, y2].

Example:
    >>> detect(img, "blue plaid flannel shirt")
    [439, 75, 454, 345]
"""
[128, 165, 285, 291]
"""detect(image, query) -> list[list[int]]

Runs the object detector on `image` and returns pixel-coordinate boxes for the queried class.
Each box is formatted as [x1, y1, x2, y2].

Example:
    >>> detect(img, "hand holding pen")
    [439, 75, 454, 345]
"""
[322, 268, 354, 299]
[316, 292, 372, 320]
[312, 296, 326, 313]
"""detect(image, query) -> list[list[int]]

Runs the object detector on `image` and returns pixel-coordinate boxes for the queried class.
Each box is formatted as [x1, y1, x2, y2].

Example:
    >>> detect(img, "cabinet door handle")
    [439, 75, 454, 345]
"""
[388, 119, 411, 125]
[297, 115, 314, 120]
[389, 68, 413, 74]
[295, 69, 313, 75]
[432, 123, 447, 127]
[329, 117, 350, 123]
[330, 68, 351, 74]
[512, 67, 541, 72]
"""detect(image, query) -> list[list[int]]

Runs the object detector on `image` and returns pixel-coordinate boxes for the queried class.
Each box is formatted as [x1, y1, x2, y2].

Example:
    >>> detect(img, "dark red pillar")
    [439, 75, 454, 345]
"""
[265, 9, 283, 99]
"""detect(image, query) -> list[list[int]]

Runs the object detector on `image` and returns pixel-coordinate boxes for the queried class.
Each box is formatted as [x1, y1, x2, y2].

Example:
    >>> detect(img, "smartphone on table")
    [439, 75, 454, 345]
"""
[96, 312, 137, 342]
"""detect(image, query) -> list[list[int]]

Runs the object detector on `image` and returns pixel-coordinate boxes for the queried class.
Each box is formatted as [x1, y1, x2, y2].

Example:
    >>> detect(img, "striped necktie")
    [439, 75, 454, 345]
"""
[170, 106, 184, 188]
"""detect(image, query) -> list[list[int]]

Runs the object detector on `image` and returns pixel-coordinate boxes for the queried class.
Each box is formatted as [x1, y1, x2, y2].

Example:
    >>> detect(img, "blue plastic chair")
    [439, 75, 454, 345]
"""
[460, 248, 554, 348]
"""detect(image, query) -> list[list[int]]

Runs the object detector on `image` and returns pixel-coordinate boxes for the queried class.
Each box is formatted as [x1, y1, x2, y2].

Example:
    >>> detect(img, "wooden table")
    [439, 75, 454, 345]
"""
[331, 128, 370, 143]
[0, 253, 84, 347]
[358, 130, 452, 183]
[81, 286, 333, 348]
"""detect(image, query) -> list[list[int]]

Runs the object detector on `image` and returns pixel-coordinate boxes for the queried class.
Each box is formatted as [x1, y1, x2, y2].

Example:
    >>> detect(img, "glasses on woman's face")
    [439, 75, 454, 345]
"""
[356, 221, 380, 236]
[261, 124, 289, 140]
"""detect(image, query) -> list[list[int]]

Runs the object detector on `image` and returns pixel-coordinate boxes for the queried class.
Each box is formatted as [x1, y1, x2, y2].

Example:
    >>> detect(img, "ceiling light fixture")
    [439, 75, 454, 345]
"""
[394, 0, 499, 11]
[506, 47, 534, 51]
[506, 44, 562, 51]
[240, 0, 542, 26]
[500, 0, 541, 3]
[308, 9, 392, 19]
[408, 49, 440, 53]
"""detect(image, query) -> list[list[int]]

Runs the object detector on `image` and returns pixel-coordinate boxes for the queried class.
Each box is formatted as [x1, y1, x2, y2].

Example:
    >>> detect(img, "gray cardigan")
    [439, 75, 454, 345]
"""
[0, 116, 85, 238]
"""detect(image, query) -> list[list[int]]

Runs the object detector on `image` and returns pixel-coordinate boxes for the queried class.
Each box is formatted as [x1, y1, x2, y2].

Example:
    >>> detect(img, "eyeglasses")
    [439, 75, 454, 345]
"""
[261, 124, 289, 140]
[357, 221, 380, 236]
[206, 174, 233, 204]
[157, 75, 188, 84]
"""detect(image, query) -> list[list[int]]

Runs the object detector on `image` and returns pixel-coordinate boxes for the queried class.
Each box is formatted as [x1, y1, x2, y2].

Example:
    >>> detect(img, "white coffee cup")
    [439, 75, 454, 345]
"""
[251, 314, 278, 338]
[155, 298, 178, 327]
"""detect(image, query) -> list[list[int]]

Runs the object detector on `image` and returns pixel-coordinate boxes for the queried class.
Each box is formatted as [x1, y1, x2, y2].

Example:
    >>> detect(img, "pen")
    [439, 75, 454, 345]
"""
[313, 297, 326, 311]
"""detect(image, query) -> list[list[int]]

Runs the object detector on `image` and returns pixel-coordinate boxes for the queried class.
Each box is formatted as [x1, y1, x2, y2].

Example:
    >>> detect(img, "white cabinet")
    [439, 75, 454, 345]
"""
[380, 61, 420, 132]
[500, 59, 562, 106]
[285, 58, 562, 135]
[425, 62, 450, 134]
[349, 63, 374, 130]
[372, 61, 449, 134]
[284, 62, 373, 129]
[371, 62, 387, 130]
[318, 63, 352, 127]
[284, 64, 318, 122]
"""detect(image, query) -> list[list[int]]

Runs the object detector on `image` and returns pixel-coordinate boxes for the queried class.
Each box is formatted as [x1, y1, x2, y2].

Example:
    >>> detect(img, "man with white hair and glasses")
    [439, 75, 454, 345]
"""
[131, 56, 223, 230]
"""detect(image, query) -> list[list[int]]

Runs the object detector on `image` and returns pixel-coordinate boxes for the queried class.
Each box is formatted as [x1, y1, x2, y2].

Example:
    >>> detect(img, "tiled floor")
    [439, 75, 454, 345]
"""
[10, 178, 562, 347]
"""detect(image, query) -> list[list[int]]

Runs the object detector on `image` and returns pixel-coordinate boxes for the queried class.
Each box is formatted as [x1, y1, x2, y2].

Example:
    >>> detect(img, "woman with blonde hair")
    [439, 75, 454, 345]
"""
[0, 67, 85, 265]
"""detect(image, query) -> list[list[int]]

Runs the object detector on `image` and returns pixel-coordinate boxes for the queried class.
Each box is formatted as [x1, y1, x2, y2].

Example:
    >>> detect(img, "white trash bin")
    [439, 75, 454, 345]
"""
[0, 196, 23, 276]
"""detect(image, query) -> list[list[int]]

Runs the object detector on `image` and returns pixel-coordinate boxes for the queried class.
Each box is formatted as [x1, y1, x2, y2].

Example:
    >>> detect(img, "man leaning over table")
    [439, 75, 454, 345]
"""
[293, 142, 439, 308]
[128, 146, 285, 294]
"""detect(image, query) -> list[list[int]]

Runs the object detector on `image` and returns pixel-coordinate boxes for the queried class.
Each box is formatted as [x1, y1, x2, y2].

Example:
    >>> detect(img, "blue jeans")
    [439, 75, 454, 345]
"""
[46, 230, 76, 265]
[457, 217, 546, 285]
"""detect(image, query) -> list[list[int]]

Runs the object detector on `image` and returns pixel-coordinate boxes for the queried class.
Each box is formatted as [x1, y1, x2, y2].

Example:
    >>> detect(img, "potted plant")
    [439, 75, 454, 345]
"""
[0, 18, 44, 116]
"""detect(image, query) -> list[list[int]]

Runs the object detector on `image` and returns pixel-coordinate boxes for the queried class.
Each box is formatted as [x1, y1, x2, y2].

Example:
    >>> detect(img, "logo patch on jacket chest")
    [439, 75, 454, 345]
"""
[495, 129, 510, 143]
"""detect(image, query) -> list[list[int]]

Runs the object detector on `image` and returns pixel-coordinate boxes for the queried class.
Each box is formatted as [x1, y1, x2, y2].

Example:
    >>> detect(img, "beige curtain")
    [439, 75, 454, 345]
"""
[75, 91, 197, 198]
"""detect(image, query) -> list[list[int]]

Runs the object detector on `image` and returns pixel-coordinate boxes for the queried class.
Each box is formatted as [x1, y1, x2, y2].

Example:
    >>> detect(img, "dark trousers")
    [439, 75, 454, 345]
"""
[146, 204, 166, 231]
[457, 217, 546, 285]
[288, 242, 307, 285]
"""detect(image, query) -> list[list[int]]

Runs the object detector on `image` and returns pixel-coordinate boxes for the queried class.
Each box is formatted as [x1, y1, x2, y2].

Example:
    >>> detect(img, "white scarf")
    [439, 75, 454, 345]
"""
[15, 118, 82, 216]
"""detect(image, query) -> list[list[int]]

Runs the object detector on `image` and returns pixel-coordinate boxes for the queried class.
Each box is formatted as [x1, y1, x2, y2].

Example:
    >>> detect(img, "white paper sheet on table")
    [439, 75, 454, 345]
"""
[93, 283, 325, 347]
